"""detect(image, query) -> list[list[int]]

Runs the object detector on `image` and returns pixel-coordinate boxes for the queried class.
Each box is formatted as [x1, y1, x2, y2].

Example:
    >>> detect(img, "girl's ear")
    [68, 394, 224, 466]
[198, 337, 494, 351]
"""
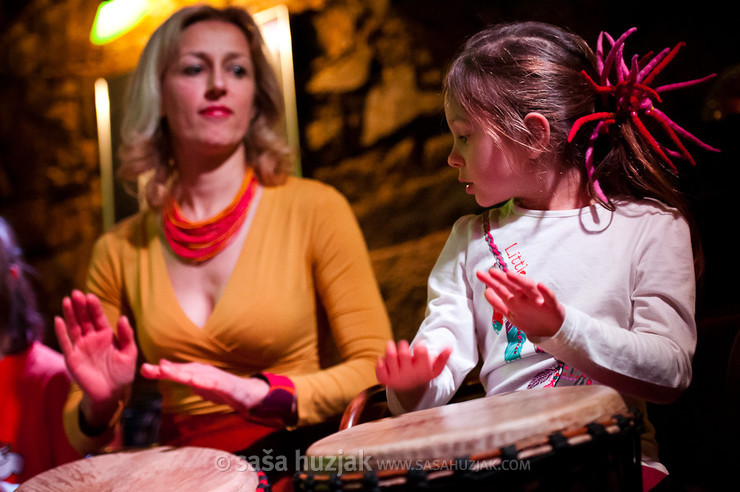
[523, 112, 551, 159]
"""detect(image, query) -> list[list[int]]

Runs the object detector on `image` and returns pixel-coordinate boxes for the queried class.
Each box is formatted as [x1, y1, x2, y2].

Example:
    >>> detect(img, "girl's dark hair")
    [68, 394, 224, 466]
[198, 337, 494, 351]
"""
[0, 217, 43, 354]
[445, 22, 596, 170]
[444, 21, 702, 269]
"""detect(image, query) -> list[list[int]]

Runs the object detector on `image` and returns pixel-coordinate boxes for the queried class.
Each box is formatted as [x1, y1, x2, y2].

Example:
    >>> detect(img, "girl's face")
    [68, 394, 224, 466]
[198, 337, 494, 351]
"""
[161, 20, 256, 158]
[445, 102, 532, 208]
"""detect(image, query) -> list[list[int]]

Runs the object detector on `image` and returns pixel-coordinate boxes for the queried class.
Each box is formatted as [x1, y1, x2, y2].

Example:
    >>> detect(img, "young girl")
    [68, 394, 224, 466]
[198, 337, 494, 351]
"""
[376, 21, 714, 490]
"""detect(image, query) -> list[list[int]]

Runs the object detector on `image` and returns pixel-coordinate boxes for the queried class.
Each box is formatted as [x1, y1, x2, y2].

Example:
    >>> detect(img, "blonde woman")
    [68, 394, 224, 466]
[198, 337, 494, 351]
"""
[55, 6, 391, 490]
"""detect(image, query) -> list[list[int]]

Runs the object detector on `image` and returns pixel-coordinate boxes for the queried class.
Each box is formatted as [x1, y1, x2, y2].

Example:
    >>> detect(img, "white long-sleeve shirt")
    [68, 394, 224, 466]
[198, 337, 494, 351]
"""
[388, 198, 697, 466]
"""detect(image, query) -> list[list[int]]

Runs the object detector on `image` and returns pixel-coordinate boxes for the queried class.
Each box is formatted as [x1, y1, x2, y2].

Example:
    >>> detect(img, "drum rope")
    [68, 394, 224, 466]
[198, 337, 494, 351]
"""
[293, 409, 644, 490]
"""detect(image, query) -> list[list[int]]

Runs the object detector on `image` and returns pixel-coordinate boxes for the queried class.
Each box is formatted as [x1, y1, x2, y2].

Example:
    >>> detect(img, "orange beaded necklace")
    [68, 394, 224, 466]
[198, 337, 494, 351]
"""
[162, 168, 257, 262]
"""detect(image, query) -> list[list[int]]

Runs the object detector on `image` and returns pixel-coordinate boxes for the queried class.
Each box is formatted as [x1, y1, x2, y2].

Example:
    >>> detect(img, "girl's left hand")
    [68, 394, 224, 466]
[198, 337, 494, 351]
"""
[476, 268, 565, 338]
[140, 360, 269, 417]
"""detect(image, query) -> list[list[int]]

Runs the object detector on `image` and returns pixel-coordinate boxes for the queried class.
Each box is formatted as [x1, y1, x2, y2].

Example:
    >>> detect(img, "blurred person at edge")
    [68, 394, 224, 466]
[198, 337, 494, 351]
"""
[1, 217, 80, 488]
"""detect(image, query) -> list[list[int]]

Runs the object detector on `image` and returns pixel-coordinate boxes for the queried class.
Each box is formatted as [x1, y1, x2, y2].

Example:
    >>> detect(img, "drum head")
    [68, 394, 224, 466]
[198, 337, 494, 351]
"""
[306, 385, 629, 471]
[18, 446, 258, 491]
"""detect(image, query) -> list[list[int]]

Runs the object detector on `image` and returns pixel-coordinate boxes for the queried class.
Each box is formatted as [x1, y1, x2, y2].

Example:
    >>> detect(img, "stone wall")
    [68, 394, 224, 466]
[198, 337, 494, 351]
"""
[0, 0, 104, 333]
[1, 0, 737, 348]
[0, 0, 480, 346]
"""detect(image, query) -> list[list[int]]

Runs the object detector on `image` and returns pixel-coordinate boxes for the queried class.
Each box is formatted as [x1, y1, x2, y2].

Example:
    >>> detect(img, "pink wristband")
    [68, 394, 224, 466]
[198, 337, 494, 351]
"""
[251, 372, 297, 426]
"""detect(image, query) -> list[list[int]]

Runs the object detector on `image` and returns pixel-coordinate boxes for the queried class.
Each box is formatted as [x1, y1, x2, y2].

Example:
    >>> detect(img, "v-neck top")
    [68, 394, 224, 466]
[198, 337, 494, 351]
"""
[63, 177, 392, 454]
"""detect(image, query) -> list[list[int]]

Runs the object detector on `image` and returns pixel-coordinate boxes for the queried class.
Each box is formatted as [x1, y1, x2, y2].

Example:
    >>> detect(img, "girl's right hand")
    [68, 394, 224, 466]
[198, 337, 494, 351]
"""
[375, 340, 452, 391]
[54, 290, 137, 417]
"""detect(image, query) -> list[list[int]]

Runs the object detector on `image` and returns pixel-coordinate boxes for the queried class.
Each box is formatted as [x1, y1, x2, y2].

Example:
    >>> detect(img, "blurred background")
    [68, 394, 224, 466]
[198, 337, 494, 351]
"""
[1, 1, 737, 490]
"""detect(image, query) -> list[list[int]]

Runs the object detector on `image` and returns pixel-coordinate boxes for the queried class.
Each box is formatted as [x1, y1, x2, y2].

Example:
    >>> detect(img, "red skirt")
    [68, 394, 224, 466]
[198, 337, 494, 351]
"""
[159, 412, 278, 452]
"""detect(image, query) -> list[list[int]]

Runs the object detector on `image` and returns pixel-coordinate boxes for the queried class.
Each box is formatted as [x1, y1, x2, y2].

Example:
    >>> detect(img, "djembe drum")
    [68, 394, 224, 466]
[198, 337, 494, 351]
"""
[294, 385, 642, 491]
[18, 446, 263, 491]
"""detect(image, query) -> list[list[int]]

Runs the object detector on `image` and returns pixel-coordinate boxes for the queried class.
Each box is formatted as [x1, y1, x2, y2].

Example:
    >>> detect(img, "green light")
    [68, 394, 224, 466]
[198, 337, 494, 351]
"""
[90, 0, 149, 45]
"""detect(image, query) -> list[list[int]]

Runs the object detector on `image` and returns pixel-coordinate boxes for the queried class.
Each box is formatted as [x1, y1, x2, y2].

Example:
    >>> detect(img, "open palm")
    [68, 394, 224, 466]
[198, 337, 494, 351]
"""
[376, 340, 452, 391]
[140, 360, 269, 417]
[476, 268, 565, 338]
[55, 290, 137, 404]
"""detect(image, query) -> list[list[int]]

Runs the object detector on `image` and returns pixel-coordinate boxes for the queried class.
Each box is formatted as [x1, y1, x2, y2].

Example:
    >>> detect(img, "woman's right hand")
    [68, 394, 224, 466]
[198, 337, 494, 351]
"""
[54, 290, 137, 421]
[375, 340, 452, 391]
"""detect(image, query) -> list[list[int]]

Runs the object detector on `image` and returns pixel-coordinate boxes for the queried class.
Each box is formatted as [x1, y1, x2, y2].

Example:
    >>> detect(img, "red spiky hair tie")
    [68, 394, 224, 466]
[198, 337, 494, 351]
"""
[567, 27, 720, 202]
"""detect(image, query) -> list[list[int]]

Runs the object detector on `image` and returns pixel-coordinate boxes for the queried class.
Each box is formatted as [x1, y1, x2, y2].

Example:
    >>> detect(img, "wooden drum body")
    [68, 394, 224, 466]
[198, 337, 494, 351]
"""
[295, 385, 642, 491]
[18, 446, 262, 492]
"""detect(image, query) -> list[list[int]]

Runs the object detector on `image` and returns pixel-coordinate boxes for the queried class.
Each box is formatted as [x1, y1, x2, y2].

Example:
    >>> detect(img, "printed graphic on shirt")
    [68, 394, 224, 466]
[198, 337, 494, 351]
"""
[503, 318, 526, 362]
[504, 242, 528, 275]
[487, 265, 529, 364]
[527, 361, 593, 389]
[490, 306, 528, 363]
[482, 216, 592, 383]
[483, 216, 530, 364]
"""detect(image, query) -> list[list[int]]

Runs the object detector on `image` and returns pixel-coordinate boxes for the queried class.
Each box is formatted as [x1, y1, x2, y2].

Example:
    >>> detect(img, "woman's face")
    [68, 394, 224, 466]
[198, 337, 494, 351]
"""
[161, 20, 256, 158]
[445, 102, 531, 208]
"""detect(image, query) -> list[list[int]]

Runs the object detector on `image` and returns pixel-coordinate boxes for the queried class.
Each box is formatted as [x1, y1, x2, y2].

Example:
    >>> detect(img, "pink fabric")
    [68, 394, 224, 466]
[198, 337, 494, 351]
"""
[251, 372, 297, 425]
[0, 343, 81, 483]
[642, 464, 669, 491]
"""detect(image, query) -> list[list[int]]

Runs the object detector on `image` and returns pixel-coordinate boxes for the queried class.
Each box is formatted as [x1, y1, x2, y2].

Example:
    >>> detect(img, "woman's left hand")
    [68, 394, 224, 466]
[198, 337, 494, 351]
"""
[476, 268, 565, 338]
[140, 360, 269, 417]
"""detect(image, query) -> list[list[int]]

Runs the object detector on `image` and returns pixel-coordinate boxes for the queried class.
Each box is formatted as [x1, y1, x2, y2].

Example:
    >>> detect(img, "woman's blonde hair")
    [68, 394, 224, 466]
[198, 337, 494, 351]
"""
[117, 5, 293, 210]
